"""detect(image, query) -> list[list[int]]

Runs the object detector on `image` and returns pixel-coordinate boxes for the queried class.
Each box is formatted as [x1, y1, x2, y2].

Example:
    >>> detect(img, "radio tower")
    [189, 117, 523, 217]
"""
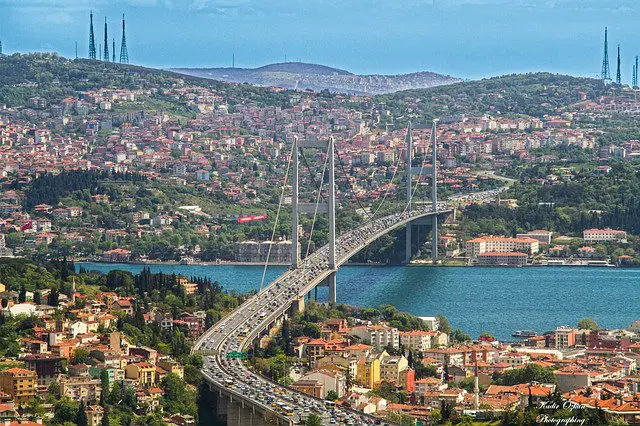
[104, 18, 109, 61]
[88, 11, 96, 59]
[634, 56, 639, 88]
[119, 14, 129, 64]
[616, 45, 621, 85]
[601, 27, 611, 81]
[112, 39, 116, 62]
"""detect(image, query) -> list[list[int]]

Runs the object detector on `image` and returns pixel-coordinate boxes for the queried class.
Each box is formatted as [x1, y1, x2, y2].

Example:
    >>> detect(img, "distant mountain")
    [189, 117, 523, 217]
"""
[170, 62, 461, 95]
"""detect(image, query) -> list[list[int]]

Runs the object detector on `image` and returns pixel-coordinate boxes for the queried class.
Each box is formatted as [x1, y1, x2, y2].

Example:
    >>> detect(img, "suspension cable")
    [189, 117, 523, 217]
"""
[305, 152, 330, 259]
[258, 144, 294, 292]
[370, 146, 403, 219]
[299, 148, 328, 203]
[334, 147, 372, 221]
[403, 124, 436, 214]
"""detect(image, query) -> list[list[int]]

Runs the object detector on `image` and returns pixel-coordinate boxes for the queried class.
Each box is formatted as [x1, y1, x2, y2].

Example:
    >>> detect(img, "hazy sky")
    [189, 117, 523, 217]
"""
[1, 0, 639, 80]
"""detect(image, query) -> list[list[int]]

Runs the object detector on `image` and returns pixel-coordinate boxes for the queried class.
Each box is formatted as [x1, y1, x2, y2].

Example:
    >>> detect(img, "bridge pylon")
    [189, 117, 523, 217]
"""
[431, 119, 439, 262]
[405, 122, 413, 264]
[291, 137, 338, 304]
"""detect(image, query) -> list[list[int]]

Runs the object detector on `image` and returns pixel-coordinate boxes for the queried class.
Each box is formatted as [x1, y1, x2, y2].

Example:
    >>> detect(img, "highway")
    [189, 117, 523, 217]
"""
[193, 189, 505, 425]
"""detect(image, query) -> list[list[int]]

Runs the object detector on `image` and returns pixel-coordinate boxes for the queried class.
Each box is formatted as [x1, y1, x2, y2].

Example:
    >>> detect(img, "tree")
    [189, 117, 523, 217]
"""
[436, 314, 452, 334]
[578, 317, 600, 330]
[101, 405, 110, 426]
[325, 390, 338, 401]
[76, 398, 88, 426]
[33, 290, 42, 305]
[304, 414, 323, 426]
[48, 380, 61, 401]
[53, 398, 78, 423]
[100, 369, 110, 405]
[18, 284, 27, 303]
[73, 347, 90, 364]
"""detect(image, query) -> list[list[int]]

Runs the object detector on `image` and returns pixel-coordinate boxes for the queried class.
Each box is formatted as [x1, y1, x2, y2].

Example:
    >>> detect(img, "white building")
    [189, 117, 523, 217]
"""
[583, 228, 627, 243]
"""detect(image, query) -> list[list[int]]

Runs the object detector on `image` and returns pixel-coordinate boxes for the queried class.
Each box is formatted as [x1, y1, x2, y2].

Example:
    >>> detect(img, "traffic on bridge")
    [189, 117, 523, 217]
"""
[193, 188, 506, 425]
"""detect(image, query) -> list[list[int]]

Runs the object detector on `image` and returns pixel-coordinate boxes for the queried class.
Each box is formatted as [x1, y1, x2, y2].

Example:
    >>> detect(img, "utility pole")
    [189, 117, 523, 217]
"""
[291, 137, 299, 269]
[431, 119, 439, 262]
[405, 122, 413, 264]
[328, 137, 337, 304]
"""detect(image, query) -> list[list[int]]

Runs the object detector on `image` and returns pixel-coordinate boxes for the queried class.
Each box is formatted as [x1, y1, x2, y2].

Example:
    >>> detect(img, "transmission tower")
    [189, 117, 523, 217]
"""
[0, 40, 3, 55]
[601, 27, 611, 81]
[104, 17, 109, 61]
[112, 39, 116, 62]
[119, 14, 129, 64]
[634, 56, 639, 88]
[616, 44, 621, 85]
[89, 11, 96, 59]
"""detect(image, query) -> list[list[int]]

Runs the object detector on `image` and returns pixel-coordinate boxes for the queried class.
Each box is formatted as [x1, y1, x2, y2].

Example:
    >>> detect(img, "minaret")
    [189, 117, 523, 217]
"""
[88, 11, 96, 59]
[601, 27, 611, 81]
[616, 44, 621, 85]
[104, 17, 109, 61]
[119, 14, 129, 64]
[71, 277, 76, 302]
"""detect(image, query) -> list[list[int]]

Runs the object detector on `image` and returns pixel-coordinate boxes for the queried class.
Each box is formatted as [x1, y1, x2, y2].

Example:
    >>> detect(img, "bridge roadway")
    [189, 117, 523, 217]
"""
[194, 190, 505, 425]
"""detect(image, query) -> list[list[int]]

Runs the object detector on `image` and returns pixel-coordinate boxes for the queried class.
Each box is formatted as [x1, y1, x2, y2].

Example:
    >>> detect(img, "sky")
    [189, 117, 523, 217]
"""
[1, 0, 639, 81]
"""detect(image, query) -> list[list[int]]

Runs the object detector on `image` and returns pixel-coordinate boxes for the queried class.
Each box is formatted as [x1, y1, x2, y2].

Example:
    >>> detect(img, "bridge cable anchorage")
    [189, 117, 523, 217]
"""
[333, 147, 372, 221]
[258, 143, 294, 292]
[305, 151, 330, 260]
[403, 121, 437, 215]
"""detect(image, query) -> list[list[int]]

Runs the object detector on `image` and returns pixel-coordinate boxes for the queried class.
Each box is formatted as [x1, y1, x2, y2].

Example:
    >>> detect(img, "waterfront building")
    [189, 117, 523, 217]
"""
[516, 230, 552, 245]
[477, 252, 528, 266]
[465, 237, 539, 258]
[583, 228, 627, 243]
[554, 326, 577, 349]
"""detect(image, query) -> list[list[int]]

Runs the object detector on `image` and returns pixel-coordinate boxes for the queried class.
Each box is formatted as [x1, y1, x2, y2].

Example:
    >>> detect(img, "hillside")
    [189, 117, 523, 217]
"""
[0, 53, 292, 108]
[170, 62, 461, 95]
[371, 72, 611, 126]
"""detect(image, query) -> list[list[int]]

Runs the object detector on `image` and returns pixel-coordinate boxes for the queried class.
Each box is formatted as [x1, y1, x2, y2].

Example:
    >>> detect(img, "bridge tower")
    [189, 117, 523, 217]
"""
[405, 122, 413, 264]
[431, 119, 439, 261]
[290, 137, 337, 303]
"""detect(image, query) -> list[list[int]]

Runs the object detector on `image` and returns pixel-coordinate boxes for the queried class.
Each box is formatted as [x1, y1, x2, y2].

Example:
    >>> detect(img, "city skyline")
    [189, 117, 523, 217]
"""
[1, 0, 640, 81]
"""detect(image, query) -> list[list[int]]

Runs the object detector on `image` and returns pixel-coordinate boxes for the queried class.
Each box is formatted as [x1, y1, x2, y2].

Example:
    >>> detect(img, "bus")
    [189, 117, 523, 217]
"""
[285, 406, 294, 416]
[224, 379, 234, 388]
[324, 401, 336, 409]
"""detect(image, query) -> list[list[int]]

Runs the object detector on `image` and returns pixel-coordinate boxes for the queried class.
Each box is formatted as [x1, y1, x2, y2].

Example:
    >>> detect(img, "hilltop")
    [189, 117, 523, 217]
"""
[170, 62, 461, 95]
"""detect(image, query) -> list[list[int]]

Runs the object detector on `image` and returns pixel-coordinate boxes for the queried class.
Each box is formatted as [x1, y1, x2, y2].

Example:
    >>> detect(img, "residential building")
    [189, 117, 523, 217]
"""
[0, 368, 36, 404]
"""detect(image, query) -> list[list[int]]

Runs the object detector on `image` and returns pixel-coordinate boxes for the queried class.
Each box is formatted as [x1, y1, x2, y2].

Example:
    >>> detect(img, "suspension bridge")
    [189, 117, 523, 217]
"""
[194, 122, 504, 425]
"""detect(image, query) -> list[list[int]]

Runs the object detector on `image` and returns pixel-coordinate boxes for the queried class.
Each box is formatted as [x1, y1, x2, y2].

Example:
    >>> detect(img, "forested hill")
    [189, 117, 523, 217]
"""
[373, 72, 611, 125]
[0, 53, 292, 108]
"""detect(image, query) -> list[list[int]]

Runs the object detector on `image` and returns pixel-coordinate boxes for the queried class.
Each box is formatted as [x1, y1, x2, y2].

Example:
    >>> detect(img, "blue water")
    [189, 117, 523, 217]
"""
[77, 263, 640, 340]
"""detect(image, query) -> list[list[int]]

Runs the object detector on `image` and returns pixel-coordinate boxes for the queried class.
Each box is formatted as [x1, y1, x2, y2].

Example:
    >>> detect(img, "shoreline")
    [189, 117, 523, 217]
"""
[75, 260, 629, 268]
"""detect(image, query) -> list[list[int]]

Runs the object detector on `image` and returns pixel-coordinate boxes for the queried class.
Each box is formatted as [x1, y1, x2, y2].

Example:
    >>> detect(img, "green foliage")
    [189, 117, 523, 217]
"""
[304, 414, 323, 426]
[493, 364, 557, 386]
[325, 390, 339, 401]
[160, 372, 197, 416]
[373, 72, 608, 127]
[578, 317, 600, 331]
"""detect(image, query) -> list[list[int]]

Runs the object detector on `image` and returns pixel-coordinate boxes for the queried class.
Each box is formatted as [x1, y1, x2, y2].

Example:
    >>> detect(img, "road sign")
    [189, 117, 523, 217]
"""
[226, 351, 248, 359]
